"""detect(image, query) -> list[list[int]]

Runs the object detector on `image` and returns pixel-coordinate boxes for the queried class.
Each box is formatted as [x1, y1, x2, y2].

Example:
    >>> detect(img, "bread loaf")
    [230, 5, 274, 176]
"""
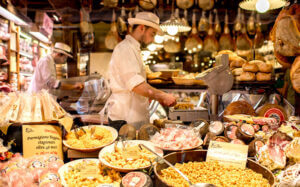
[242, 63, 259, 73]
[256, 72, 271, 81]
[230, 56, 247, 68]
[258, 63, 273, 73]
[232, 68, 243, 76]
[237, 72, 256, 81]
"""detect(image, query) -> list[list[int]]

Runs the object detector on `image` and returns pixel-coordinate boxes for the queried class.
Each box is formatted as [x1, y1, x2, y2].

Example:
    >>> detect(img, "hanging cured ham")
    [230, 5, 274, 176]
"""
[198, 11, 209, 37]
[233, 8, 242, 36]
[139, 0, 157, 10]
[105, 10, 121, 50]
[185, 11, 203, 53]
[103, 0, 118, 7]
[214, 9, 221, 38]
[117, 4, 128, 36]
[203, 11, 219, 53]
[236, 12, 252, 51]
[254, 14, 264, 49]
[176, 0, 193, 9]
[198, 0, 214, 11]
[127, 11, 133, 33]
[219, 10, 235, 51]
[247, 11, 256, 36]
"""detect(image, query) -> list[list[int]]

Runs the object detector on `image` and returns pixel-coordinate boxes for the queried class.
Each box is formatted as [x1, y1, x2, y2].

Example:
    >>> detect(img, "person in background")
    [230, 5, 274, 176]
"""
[105, 12, 177, 130]
[28, 42, 83, 93]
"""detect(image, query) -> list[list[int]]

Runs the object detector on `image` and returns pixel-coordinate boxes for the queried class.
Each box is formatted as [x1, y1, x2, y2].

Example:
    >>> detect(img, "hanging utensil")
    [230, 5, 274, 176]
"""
[254, 13, 264, 49]
[176, 0, 194, 9]
[247, 11, 256, 36]
[214, 9, 221, 38]
[139, 144, 216, 187]
[139, 0, 157, 10]
[181, 9, 190, 37]
[203, 11, 219, 54]
[105, 9, 122, 50]
[185, 10, 203, 53]
[117, 1, 128, 36]
[198, 10, 209, 37]
[198, 0, 214, 11]
[219, 10, 235, 51]
[236, 12, 252, 51]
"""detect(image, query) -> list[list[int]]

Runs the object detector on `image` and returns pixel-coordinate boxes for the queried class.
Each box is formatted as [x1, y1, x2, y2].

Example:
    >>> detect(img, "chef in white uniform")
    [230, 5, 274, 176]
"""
[106, 12, 177, 130]
[29, 42, 83, 93]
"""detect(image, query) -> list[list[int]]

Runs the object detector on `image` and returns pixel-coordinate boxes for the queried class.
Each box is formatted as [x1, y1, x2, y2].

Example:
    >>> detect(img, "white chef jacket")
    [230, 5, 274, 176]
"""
[28, 54, 60, 93]
[106, 35, 149, 129]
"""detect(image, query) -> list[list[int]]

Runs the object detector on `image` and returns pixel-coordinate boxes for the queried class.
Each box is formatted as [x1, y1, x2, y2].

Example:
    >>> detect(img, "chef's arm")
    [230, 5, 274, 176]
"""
[132, 81, 176, 107]
[59, 82, 84, 90]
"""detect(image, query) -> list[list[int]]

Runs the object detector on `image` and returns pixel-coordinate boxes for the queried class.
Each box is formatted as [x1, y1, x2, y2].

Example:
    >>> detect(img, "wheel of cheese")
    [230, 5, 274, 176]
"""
[121, 172, 153, 187]
[290, 56, 300, 93]
[256, 103, 288, 123]
[223, 101, 256, 122]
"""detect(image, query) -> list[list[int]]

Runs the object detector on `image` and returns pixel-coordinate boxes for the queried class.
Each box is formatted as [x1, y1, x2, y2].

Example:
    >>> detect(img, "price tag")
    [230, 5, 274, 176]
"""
[206, 141, 248, 169]
[22, 125, 63, 160]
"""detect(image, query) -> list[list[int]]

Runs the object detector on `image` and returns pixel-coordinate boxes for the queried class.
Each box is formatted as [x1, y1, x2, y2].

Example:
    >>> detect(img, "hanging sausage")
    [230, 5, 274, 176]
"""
[254, 14, 264, 49]
[203, 11, 219, 54]
[185, 11, 203, 53]
[117, 1, 128, 37]
[105, 10, 121, 50]
[219, 10, 235, 51]
[139, 0, 157, 10]
[236, 12, 252, 51]
[233, 8, 242, 36]
[198, 11, 209, 37]
[214, 9, 221, 38]
[198, 0, 214, 11]
[176, 0, 194, 9]
[247, 11, 256, 36]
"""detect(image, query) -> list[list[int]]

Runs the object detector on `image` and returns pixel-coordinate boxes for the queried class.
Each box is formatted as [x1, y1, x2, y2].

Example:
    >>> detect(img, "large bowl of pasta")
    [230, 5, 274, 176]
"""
[58, 159, 122, 186]
[99, 140, 163, 172]
[63, 125, 118, 152]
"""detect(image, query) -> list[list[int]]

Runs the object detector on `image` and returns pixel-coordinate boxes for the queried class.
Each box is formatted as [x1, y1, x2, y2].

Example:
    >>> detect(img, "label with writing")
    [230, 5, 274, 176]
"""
[22, 125, 63, 160]
[206, 141, 248, 169]
[264, 108, 285, 123]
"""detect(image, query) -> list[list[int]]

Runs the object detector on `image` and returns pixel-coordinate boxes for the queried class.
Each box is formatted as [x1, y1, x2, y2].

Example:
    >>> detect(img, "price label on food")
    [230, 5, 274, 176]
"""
[22, 125, 63, 160]
[206, 141, 248, 169]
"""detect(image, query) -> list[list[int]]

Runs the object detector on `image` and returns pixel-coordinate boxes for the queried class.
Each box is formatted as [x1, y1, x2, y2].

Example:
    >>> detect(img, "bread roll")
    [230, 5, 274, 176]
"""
[290, 56, 300, 93]
[232, 68, 243, 76]
[256, 72, 272, 81]
[230, 56, 247, 68]
[250, 60, 273, 73]
[223, 100, 256, 121]
[237, 72, 256, 81]
[242, 63, 259, 73]
[147, 72, 162, 79]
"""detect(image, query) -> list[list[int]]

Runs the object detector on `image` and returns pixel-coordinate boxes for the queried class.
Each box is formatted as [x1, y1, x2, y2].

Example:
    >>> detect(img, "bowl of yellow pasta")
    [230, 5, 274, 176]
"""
[63, 125, 118, 152]
[99, 140, 163, 172]
[58, 159, 122, 187]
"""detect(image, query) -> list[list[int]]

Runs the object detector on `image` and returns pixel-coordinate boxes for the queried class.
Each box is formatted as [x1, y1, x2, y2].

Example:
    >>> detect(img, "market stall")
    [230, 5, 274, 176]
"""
[0, 0, 299, 187]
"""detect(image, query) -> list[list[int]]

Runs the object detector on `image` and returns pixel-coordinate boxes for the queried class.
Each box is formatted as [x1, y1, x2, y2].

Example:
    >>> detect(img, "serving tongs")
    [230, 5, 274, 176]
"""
[73, 124, 86, 139]
[139, 144, 216, 187]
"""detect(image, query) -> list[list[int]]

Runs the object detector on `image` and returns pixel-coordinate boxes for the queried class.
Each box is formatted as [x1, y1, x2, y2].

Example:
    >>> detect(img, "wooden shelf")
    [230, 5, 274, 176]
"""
[19, 71, 33, 76]
[19, 51, 33, 59]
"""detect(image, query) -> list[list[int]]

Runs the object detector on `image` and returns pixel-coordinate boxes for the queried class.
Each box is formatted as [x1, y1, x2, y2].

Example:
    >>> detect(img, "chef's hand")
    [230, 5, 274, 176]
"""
[159, 93, 177, 107]
[74, 83, 84, 90]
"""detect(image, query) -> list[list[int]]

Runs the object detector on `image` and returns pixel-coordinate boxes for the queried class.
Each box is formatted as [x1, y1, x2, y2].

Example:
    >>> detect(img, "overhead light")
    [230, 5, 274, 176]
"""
[160, 2, 191, 35]
[0, 6, 28, 26]
[154, 35, 164, 44]
[256, 0, 270, 13]
[53, 14, 59, 22]
[30, 31, 50, 43]
[147, 44, 157, 51]
[239, 0, 288, 12]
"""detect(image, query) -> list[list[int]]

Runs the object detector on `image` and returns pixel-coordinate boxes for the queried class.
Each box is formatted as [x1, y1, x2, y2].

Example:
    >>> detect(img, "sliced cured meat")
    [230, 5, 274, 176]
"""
[269, 131, 292, 150]
[224, 125, 238, 140]
[249, 139, 265, 157]
[257, 144, 286, 171]
[209, 121, 224, 135]
[253, 124, 260, 132]
[122, 172, 152, 187]
[236, 123, 255, 143]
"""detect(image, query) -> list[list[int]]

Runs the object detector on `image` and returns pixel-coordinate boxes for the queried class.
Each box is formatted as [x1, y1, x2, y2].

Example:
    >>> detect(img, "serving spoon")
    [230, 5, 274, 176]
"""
[139, 144, 216, 187]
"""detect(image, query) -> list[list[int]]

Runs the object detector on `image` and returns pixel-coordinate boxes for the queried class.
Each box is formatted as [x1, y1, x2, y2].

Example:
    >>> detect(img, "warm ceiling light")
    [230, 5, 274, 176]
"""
[256, 0, 270, 13]
[0, 6, 28, 26]
[154, 34, 164, 44]
[160, 17, 191, 36]
[239, 0, 288, 12]
[147, 44, 156, 51]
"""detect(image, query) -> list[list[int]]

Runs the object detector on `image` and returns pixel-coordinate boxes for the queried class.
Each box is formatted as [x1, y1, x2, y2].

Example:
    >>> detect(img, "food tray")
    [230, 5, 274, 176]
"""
[99, 140, 163, 172]
[169, 107, 209, 122]
[154, 150, 275, 187]
[63, 125, 118, 152]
